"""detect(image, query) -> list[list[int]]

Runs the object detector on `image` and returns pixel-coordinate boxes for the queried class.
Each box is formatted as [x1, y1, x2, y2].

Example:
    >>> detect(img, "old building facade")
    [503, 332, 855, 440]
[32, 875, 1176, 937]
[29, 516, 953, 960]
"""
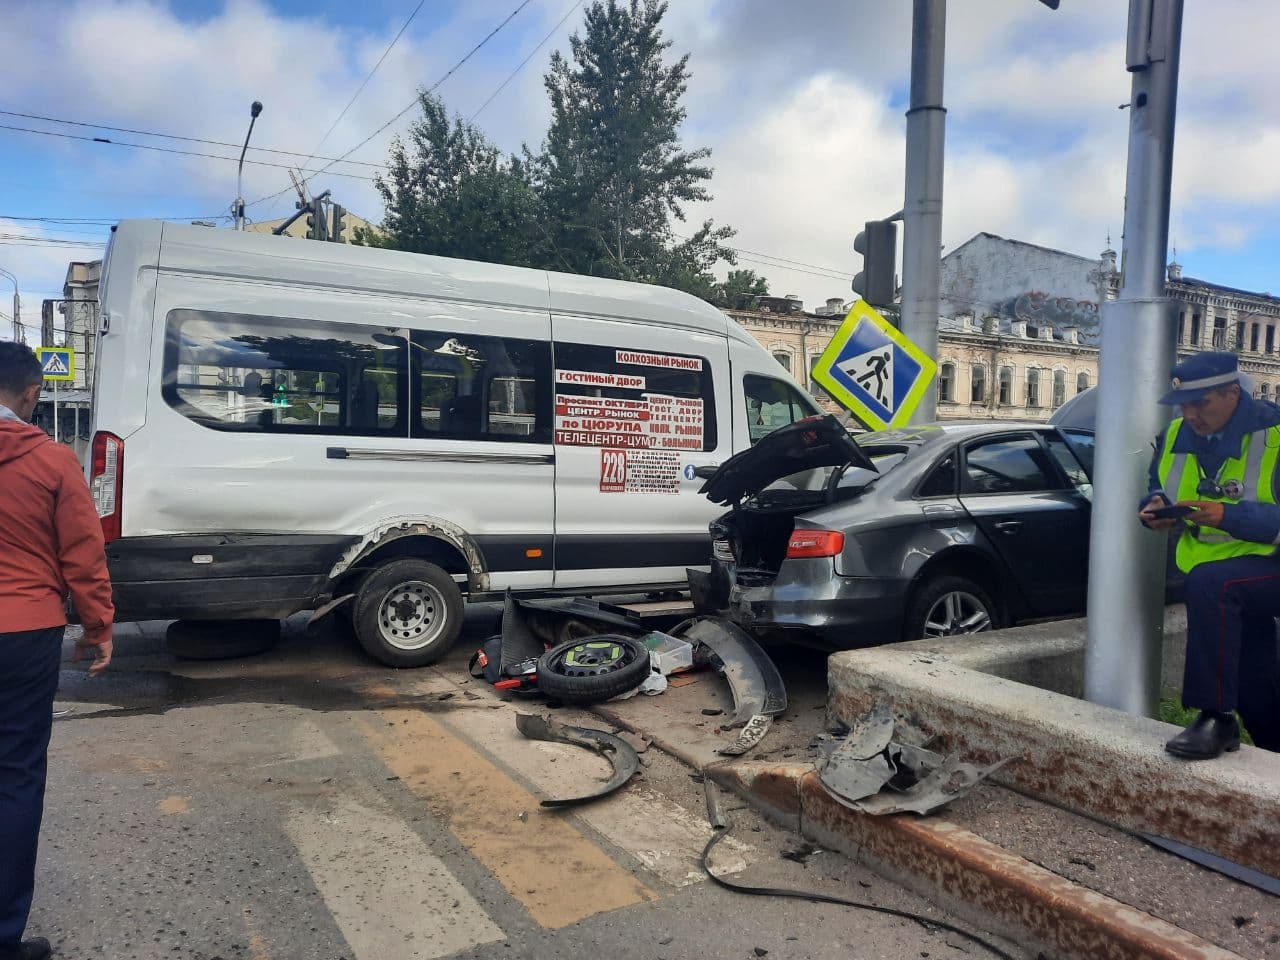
[730, 232, 1280, 424]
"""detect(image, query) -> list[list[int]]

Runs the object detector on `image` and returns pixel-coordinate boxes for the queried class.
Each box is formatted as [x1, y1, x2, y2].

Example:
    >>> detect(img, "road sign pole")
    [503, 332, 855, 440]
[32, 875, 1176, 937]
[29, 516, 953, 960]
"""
[53, 380, 59, 443]
[1084, 0, 1184, 717]
[900, 0, 946, 424]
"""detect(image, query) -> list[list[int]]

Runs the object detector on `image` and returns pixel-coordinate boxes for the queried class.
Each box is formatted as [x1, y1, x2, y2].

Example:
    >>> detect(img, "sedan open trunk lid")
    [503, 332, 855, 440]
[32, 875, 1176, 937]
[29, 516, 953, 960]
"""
[699, 414, 875, 505]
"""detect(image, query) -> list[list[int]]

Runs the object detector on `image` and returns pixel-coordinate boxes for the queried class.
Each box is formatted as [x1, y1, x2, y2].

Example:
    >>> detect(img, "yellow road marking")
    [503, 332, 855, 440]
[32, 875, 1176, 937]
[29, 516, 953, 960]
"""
[355, 698, 657, 929]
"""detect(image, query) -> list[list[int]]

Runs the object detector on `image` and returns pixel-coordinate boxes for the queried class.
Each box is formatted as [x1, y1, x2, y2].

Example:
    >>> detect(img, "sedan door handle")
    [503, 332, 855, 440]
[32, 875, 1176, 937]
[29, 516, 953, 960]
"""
[993, 520, 1022, 534]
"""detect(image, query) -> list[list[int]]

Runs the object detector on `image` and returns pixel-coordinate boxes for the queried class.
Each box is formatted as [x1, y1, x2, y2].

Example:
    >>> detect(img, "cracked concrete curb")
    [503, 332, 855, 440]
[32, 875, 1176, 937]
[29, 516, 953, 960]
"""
[709, 762, 1245, 960]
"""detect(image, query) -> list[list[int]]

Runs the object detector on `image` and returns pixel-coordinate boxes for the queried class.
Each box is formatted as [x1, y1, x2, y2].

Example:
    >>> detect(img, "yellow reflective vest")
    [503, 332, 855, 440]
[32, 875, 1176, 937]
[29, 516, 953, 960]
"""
[1156, 419, 1280, 573]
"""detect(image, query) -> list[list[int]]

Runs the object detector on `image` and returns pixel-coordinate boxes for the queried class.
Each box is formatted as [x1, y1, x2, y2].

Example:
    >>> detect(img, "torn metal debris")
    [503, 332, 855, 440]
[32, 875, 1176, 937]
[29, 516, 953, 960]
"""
[515, 713, 639, 807]
[817, 704, 1007, 816]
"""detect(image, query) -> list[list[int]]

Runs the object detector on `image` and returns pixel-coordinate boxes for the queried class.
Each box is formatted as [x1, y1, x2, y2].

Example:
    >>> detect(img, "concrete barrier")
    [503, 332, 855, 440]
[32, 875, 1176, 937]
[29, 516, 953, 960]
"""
[825, 609, 1280, 879]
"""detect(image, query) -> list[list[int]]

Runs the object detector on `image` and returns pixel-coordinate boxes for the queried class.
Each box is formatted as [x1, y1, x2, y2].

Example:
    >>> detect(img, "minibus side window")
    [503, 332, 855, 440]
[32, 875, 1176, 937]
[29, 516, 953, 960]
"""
[743, 374, 819, 444]
[162, 309, 406, 436]
[553, 343, 717, 452]
[409, 331, 552, 444]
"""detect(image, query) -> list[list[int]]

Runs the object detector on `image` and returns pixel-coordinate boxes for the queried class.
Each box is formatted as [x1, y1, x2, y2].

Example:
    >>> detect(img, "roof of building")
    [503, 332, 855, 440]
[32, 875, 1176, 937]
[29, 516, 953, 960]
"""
[944, 231, 1103, 266]
[1173, 275, 1280, 306]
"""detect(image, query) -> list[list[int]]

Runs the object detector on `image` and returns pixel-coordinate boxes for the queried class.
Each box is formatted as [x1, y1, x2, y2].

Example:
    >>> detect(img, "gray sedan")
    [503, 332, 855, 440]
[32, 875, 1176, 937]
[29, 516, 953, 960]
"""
[697, 415, 1102, 650]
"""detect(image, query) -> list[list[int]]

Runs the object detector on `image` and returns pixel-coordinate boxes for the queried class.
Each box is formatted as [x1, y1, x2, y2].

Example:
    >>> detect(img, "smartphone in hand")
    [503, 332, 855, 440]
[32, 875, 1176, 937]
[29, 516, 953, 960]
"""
[1147, 504, 1195, 520]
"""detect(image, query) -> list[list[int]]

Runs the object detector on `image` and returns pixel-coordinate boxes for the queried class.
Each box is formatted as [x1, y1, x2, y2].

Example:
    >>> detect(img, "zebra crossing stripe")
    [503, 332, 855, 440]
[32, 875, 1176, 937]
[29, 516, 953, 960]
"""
[355, 698, 658, 929]
[285, 795, 504, 959]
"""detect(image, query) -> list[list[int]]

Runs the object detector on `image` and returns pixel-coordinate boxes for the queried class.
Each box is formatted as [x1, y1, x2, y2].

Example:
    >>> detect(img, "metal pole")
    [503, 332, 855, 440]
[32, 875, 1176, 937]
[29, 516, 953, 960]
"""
[901, 0, 946, 423]
[1084, 0, 1184, 715]
[0, 268, 18, 341]
[234, 101, 264, 231]
[53, 380, 59, 443]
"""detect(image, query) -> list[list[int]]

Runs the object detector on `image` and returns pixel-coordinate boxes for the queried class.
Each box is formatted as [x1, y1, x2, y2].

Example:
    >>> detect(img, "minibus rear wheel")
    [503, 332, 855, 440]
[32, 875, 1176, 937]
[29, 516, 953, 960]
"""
[353, 558, 464, 668]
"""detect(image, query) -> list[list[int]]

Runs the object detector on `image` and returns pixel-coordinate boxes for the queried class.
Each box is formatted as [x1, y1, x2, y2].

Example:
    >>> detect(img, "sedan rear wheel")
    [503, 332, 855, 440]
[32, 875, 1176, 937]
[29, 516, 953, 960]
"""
[905, 575, 999, 641]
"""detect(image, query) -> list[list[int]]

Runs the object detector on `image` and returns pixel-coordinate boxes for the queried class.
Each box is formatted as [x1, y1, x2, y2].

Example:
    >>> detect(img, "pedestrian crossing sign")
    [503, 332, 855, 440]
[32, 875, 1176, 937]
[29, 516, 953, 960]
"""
[36, 347, 75, 382]
[811, 300, 936, 430]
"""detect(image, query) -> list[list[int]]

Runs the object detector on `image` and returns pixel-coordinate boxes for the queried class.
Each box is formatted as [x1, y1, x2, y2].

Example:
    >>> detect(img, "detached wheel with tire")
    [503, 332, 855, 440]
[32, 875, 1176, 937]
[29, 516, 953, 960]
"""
[536, 634, 651, 704]
[353, 558, 464, 668]
[166, 619, 281, 660]
[904, 575, 1000, 641]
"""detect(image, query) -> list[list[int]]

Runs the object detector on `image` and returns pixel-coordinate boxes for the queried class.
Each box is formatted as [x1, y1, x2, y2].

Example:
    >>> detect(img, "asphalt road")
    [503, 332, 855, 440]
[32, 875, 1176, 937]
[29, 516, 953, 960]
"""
[32, 608, 1012, 960]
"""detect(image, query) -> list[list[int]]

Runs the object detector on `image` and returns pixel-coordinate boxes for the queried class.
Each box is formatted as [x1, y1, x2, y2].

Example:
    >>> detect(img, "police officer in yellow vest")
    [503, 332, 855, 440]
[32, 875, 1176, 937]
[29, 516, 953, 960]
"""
[1140, 351, 1280, 759]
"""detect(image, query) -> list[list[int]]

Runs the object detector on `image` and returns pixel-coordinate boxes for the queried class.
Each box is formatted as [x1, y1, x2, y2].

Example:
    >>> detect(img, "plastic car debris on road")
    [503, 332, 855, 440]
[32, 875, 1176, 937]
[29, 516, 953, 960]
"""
[471, 594, 789, 756]
[515, 713, 640, 807]
[816, 704, 1007, 815]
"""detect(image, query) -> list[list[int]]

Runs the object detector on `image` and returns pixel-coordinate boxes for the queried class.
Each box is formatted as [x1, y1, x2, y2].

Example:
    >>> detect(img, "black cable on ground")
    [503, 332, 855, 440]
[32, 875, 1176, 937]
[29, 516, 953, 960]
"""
[700, 826, 1018, 960]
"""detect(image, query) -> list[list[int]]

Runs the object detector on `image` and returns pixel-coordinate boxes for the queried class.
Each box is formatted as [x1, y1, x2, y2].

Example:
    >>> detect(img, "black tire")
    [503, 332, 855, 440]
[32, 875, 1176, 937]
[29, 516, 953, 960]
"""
[536, 635, 651, 704]
[165, 619, 281, 660]
[903, 575, 1000, 642]
[353, 558, 464, 668]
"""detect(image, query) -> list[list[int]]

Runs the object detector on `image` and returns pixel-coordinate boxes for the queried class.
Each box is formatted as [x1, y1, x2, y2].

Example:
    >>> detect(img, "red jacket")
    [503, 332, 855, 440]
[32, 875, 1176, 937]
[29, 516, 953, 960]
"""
[0, 419, 114, 635]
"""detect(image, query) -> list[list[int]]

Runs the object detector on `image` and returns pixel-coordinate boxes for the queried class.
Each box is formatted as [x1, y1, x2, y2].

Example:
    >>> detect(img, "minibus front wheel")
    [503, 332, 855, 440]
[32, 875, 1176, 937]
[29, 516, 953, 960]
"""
[352, 558, 464, 668]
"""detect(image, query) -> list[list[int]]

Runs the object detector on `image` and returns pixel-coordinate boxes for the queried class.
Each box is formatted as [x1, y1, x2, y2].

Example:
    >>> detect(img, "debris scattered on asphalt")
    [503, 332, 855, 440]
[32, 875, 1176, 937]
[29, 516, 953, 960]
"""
[717, 714, 773, 757]
[701, 707, 724, 716]
[515, 713, 639, 807]
[437, 692, 455, 701]
[667, 672, 702, 688]
[817, 704, 1008, 816]
[617, 731, 651, 754]
[658, 937, 674, 946]
[1233, 916, 1252, 928]
[780, 843, 820, 865]
[754, 948, 769, 957]
[1068, 857, 1097, 872]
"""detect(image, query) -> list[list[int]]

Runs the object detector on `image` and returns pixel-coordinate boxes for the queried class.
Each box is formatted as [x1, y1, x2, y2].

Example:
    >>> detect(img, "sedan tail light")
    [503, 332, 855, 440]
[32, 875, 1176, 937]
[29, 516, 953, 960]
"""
[90, 431, 123, 543]
[786, 529, 845, 559]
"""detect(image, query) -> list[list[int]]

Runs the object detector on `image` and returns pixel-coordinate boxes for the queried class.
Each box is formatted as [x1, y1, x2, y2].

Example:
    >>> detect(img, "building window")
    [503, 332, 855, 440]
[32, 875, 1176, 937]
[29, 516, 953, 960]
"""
[1026, 368, 1041, 408]
[1076, 371, 1090, 394]
[1177, 313, 1185, 344]
[772, 351, 792, 374]
[1236, 321, 1246, 351]
[1263, 384, 1272, 402]
[1212, 316, 1228, 349]
[809, 355, 823, 394]
[1190, 313, 1201, 346]
[1268, 326, 1277, 354]
[938, 362, 955, 403]
[1252, 323, 1261, 353]
[970, 364, 987, 403]
[1052, 369, 1066, 408]
[998, 366, 1013, 406]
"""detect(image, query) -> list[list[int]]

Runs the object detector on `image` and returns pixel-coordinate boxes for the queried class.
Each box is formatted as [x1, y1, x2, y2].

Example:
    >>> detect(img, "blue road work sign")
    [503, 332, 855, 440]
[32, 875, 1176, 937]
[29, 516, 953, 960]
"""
[36, 347, 75, 382]
[811, 300, 936, 430]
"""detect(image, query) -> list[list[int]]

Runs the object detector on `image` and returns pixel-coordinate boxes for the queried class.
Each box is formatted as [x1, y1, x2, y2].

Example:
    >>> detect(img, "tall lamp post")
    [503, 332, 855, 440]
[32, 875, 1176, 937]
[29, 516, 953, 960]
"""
[233, 101, 264, 231]
[0, 267, 20, 342]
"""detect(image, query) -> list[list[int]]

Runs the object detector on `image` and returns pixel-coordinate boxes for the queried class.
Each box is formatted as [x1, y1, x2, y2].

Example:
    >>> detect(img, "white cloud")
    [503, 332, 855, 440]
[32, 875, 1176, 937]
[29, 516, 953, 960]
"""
[5, 0, 1280, 314]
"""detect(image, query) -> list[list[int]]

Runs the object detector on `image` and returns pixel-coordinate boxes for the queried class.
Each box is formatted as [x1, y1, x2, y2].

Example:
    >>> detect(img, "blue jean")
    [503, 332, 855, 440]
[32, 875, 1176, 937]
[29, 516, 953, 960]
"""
[1182, 554, 1280, 751]
[0, 627, 62, 950]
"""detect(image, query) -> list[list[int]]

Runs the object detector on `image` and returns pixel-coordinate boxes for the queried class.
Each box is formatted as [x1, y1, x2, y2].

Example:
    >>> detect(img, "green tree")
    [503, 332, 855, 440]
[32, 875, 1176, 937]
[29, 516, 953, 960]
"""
[715, 269, 770, 309]
[534, 0, 735, 290]
[356, 92, 550, 267]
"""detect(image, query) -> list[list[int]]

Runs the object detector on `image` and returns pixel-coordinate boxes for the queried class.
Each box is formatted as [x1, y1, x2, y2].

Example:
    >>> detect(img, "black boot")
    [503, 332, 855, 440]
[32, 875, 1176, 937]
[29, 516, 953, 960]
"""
[0, 938, 52, 960]
[1165, 711, 1241, 760]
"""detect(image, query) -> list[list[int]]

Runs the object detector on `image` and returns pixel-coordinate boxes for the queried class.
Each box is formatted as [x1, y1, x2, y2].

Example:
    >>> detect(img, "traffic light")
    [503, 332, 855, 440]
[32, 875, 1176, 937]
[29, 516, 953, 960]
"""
[852, 219, 898, 307]
[308, 199, 327, 241]
[330, 204, 346, 243]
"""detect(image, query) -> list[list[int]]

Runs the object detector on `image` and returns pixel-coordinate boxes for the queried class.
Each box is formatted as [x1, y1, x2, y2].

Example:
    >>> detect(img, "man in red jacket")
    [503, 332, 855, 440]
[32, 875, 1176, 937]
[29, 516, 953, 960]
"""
[0, 342, 113, 960]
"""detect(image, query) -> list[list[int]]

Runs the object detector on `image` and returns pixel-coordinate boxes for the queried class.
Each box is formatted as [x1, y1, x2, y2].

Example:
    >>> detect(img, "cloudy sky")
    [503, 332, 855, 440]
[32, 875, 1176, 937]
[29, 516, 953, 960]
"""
[2, 0, 1277, 340]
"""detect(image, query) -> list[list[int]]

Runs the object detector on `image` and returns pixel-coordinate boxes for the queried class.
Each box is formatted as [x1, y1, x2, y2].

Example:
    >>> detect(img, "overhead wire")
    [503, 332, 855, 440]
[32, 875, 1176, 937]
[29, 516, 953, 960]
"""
[470, 0, 582, 121]
[0, 123, 380, 181]
[0, 108, 383, 169]
[302, 0, 428, 167]
[245, 0, 535, 211]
